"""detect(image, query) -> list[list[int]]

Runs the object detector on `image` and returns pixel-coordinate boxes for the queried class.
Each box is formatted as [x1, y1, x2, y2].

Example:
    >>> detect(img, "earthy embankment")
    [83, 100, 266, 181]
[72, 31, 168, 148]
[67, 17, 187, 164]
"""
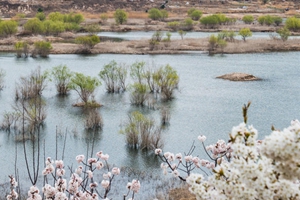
[1, 35, 300, 55]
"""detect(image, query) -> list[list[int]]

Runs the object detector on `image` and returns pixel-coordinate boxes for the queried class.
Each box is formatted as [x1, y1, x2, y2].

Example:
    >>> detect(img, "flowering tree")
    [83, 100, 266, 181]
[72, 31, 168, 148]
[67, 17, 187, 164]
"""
[156, 103, 300, 199]
[8, 151, 140, 200]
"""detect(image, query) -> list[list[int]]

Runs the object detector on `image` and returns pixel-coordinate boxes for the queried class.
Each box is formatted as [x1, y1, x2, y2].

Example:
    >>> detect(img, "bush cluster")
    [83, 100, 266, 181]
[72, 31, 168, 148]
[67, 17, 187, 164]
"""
[285, 17, 300, 31]
[187, 8, 202, 21]
[200, 14, 236, 28]
[0, 20, 18, 37]
[23, 12, 84, 35]
[148, 8, 168, 21]
[258, 15, 282, 26]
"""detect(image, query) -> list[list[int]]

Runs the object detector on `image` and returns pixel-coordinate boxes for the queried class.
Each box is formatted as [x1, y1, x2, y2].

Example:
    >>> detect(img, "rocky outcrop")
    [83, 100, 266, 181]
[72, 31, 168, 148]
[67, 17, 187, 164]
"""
[216, 73, 260, 81]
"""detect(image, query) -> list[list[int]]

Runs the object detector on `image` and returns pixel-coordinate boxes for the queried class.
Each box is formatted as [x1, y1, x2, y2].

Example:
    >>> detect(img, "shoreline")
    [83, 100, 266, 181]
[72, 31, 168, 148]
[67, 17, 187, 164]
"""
[1, 36, 300, 55]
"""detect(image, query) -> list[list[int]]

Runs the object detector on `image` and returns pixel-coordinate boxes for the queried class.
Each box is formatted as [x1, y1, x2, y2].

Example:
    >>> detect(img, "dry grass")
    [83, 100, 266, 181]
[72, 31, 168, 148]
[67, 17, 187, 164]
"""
[168, 186, 196, 200]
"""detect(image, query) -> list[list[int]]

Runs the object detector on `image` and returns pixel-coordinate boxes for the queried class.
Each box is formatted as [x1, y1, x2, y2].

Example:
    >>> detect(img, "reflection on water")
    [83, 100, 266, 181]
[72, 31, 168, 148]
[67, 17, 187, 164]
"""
[0, 52, 300, 198]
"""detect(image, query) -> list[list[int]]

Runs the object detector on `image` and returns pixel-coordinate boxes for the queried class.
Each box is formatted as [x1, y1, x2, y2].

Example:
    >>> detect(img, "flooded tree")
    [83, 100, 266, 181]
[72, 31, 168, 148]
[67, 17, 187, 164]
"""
[99, 60, 127, 93]
[153, 64, 179, 100]
[69, 73, 101, 107]
[50, 65, 74, 95]
[120, 111, 163, 150]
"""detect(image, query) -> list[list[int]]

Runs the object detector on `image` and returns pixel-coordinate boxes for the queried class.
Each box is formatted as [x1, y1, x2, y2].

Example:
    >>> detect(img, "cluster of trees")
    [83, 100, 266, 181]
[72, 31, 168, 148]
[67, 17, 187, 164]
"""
[200, 14, 236, 28]
[14, 40, 52, 58]
[23, 12, 84, 35]
[257, 15, 283, 26]
[148, 31, 172, 50]
[167, 18, 194, 31]
[156, 103, 300, 200]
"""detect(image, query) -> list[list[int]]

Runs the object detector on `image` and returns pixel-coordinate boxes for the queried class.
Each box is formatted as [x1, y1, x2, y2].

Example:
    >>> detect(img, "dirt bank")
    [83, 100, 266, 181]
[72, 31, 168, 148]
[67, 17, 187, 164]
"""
[1, 35, 300, 55]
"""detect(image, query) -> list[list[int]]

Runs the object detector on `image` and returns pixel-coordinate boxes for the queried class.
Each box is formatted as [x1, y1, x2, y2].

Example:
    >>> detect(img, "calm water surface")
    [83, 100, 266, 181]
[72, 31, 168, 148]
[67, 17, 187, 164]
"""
[0, 52, 299, 198]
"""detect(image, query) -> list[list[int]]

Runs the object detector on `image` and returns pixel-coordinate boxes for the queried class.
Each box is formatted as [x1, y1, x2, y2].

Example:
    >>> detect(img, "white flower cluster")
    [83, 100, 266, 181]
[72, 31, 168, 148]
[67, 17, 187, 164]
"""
[186, 121, 300, 200]
[8, 150, 140, 200]
[6, 175, 18, 200]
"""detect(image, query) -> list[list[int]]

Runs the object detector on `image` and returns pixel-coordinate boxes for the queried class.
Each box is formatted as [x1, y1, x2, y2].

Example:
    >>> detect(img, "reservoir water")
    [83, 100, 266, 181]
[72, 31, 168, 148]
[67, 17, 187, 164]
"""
[0, 52, 299, 198]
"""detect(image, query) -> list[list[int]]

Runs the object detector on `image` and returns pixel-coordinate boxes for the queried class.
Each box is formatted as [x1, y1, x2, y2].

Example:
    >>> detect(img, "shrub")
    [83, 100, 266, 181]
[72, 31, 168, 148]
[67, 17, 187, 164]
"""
[167, 21, 180, 31]
[64, 22, 80, 32]
[43, 20, 65, 35]
[258, 15, 277, 26]
[187, 8, 197, 16]
[24, 18, 45, 34]
[160, 10, 168, 21]
[75, 35, 100, 52]
[188, 8, 203, 21]
[35, 12, 46, 21]
[200, 15, 219, 28]
[0, 20, 18, 37]
[239, 28, 252, 42]
[129, 83, 149, 105]
[99, 60, 128, 93]
[273, 16, 283, 26]
[14, 41, 29, 58]
[48, 12, 64, 22]
[276, 27, 290, 41]
[120, 111, 163, 150]
[148, 8, 163, 20]
[181, 17, 194, 31]
[114, 9, 128, 25]
[63, 13, 84, 24]
[84, 24, 101, 35]
[69, 73, 101, 106]
[100, 13, 108, 24]
[285, 17, 300, 31]
[178, 30, 186, 40]
[189, 10, 202, 21]
[208, 34, 218, 52]
[33, 41, 52, 57]
[153, 64, 179, 100]
[50, 65, 74, 95]
[242, 15, 254, 24]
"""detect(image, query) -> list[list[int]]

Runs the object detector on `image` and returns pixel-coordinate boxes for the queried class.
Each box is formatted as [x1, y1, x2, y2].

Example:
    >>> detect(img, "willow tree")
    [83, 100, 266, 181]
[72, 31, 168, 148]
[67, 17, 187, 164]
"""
[69, 73, 101, 107]
[154, 64, 179, 100]
[50, 65, 73, 95]
[99, 60, 127, 93]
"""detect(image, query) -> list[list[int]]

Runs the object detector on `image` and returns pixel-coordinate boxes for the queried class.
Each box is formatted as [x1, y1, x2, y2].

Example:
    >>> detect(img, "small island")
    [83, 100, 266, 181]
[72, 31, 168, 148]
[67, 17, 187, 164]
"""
[216, 73, 261, 81]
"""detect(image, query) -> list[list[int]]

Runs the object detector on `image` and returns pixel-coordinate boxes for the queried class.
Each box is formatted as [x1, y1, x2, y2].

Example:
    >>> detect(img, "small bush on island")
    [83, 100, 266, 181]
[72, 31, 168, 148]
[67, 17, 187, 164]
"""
[75, 35, 100, 53]
[69, 73, 101, 107]
[276, 27, 290, 41]
[114, 9, 128, 25]
[239, 27, 252, 42]
[242, 15, 254, 24]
